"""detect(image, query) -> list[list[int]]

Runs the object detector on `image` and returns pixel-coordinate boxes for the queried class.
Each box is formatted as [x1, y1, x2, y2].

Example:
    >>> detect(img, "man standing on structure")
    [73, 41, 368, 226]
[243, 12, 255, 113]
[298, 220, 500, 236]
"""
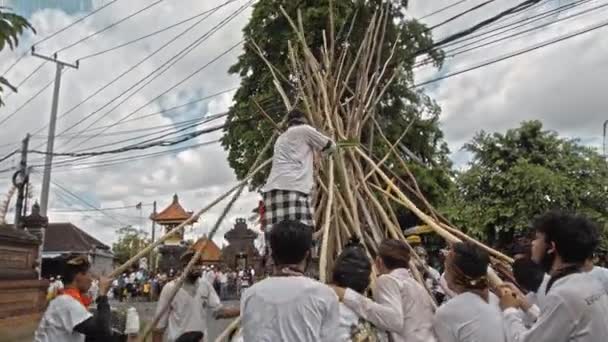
[261, 108, 335, 234]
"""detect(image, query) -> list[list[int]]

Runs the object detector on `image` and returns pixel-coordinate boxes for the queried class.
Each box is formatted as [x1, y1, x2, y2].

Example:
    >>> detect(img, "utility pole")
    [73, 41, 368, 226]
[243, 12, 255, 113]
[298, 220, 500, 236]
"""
[149, 201, 157, 272]
[12, 134, 30, 228]
[32, 47, 79, 217]
[603, 119, 607, 161]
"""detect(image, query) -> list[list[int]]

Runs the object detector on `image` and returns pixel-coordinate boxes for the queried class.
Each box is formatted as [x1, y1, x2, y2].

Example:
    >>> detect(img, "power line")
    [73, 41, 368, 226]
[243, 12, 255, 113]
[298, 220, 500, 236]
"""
[419, 0, 472, 20]
[40, 0, 246, 148]
[57, 1, 253, 151]
[1, 0, 120, 77]
[77, 0, 240, 61]
[415, 0, 605, 68]
[55, 0, 165, 54]
[49, 179, 126, 226]
[0, 72, 62, 127]
[415, 17, 608, 87]
[71, 111, 226, 153]
[45, 139, 221, 173]
[436, 0, 595, 50]
[28, 122, 227, 158]
[66, 38, 245, 152]
[51, 203, 152, 213]
[429, 0, 498, 30]
[3, 61, 48, 101]
[427, 0, 545, 51]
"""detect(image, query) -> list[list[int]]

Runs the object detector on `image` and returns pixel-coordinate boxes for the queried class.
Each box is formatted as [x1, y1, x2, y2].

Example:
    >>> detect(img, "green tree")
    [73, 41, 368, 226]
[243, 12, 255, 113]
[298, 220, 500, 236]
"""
[444, 121, 608, 247]
[221, 0, 452, 209]
[112, 226, 151, 266]
[0, 7, 35, 106]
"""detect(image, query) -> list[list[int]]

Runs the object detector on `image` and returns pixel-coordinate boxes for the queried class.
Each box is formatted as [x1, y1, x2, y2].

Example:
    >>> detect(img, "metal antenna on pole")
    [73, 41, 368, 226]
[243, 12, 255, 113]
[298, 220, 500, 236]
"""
[32, 47, 78, 278]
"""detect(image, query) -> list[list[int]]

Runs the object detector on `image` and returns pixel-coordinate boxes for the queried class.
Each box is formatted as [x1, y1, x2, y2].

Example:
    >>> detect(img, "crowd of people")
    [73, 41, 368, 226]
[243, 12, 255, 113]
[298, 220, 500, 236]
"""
[33, 112, 608, 341]
[237, 213, 608, 342]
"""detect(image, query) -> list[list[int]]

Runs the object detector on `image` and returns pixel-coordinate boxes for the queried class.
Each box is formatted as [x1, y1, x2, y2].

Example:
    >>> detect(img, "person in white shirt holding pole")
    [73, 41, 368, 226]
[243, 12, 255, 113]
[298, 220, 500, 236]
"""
[331, 239, 436, 342]
[432, 242, 507, 342]
[499, 211, 608, 342]
[240, 220, 340, 341]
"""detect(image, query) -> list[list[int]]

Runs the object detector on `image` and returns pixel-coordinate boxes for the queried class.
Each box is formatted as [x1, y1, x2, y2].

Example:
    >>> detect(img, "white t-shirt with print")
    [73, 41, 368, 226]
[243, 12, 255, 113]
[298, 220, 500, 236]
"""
[34, 294, 92, 342]
[156, 278, 222, 342]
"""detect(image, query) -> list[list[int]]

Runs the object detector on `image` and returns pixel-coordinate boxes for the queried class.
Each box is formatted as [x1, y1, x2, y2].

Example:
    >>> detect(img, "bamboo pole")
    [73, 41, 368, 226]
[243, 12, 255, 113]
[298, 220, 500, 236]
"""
[215, 317, 241, 342]
[319, 158, 335, 282]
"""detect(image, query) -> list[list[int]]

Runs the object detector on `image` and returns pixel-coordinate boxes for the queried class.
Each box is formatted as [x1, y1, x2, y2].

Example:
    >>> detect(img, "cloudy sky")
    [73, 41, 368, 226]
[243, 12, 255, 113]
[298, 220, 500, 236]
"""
[0, 0, 605, 248]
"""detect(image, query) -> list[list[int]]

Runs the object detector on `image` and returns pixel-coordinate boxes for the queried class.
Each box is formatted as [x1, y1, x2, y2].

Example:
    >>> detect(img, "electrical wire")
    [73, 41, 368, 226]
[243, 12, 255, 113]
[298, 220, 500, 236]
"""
[415, 0, 604, 68]
[57, 1, 253, 151]
[419, 0, 472, 20]
[429, 0, 498, 30]
[3, 61, 47, 101]
[28, 123, 226, 158]
[415, 17, 608, 87]
[77, 0, 240, 61]
[1, 0, 120, 77]
[51, 203, 152, 213]
[54, 0, 165, 54]
[40, 0, 246, 149]
[64, 38, 244, 152]
[50, 179, 126, 226]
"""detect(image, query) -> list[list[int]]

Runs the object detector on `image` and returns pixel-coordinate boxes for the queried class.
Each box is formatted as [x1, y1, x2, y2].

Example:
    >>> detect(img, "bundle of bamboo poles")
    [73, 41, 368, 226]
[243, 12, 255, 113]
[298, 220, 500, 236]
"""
[211, 4, 514, 341]
[253, 5, 512, 285]
[107, 4, 515, 342]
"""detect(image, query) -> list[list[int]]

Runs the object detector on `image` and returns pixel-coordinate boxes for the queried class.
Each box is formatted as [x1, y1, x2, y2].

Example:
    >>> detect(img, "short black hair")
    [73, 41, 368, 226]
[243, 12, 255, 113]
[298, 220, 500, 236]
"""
[451, 242, 489, 279]
[534, 211, 599, 264]
[287, 109, 306, 126]
[378, 239, 410, 270]
[62, 255, 91, 284]
[270, 220, 313, 265]
[512, 258, 545, 292]
[176, 331, 203, 342]
[332, 237, 371, 293]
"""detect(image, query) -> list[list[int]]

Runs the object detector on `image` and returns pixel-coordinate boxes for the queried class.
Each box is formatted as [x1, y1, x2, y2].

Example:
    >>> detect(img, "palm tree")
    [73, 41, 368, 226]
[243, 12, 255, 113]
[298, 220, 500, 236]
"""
[0, 6, 35, 106]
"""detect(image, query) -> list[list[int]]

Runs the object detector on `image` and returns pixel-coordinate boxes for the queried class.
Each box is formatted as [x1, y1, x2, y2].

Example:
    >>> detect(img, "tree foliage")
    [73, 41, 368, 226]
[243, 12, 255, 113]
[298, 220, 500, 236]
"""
[112, 226, 151, 266]
[0, 7, 35, 107]
[444, 121, 608, 247]
[221, 0, 452, 209]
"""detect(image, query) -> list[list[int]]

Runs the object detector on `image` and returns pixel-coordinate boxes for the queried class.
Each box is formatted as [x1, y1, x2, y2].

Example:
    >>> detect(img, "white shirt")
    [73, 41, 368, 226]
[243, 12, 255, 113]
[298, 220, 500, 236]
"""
[34, 295, 92, 342]
[156, 279, 222, 342]
[433, 292, 507, 342]
[343, 268, 436, 342]
[241, 276, 340, 341]
[338, 303, 360, 341]
[588, 266, 608, 292]
[504, 272, 608, 342]
[263, 124, 334, 194]
[219, 273, 228, 284]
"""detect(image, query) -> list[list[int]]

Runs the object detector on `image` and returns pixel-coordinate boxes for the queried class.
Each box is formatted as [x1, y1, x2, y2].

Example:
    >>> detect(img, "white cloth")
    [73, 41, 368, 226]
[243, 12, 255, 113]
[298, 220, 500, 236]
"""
[34, 295, 92, 342]
[240, 276, 340, 342]
[156, 279, 222, 342]
[504, 272, 608, 342]
[588, 266, 608, 292]
[433, 292, 507, 342]
[338, 303, 360, 341]
[342, 268, 436, 342]
[263, 124, 334, 194]
[219, 273, 228, 284]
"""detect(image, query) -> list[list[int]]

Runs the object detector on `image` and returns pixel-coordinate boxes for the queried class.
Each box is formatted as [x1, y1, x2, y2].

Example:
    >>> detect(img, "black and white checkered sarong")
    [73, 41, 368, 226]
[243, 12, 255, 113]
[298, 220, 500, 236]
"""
[262, 190, 314, 230]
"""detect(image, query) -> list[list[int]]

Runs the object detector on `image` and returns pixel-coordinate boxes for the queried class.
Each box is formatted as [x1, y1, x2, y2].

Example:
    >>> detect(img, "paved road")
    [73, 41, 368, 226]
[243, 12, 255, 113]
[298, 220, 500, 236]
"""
[113, 300, 238, 341]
